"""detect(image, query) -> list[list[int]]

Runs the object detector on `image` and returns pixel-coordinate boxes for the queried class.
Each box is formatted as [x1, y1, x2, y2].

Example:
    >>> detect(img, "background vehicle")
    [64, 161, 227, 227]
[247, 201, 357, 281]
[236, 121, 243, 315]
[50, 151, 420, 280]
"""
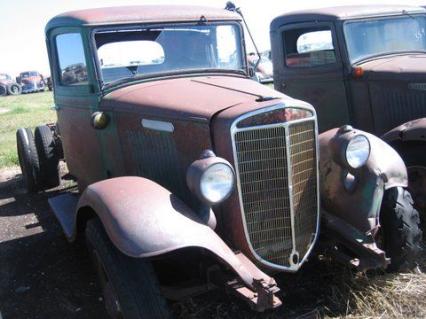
[0, 73, 21, 96]
[17, 71, 46, 93]
[16, 4, 421, 318]
[270, 5, 426, 223]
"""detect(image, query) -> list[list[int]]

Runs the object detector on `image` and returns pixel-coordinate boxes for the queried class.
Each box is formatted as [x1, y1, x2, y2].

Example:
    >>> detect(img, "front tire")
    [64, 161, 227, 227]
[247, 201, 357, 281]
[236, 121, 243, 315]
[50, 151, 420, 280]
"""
[85, 219, 171, 319]
[8, 84, 22, 95]
[379, 187, 422, 272]
[393, 141, 426, 228]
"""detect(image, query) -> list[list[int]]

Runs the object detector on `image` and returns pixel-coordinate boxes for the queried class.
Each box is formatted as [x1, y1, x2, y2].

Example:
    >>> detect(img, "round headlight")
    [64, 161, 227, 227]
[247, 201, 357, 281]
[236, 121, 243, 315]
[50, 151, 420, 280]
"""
[345, 135, 371, 169]
[200, 163, 234, 204]
[186, 153, 235, 205]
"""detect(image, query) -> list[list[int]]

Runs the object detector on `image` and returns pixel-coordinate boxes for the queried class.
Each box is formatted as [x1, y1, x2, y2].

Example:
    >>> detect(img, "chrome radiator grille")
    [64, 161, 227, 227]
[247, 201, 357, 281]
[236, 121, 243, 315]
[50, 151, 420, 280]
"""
[233, 117, 318, 269]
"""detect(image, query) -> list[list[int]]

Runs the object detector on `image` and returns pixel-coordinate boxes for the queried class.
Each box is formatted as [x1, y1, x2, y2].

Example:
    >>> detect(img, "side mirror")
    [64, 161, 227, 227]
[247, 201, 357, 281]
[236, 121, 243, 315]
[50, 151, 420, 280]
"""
[248, 67, 261, 83]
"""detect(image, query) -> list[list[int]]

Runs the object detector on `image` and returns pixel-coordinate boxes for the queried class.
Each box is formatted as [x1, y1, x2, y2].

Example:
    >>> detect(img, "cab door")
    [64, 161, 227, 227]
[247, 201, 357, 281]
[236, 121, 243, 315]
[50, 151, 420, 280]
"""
[271, 22, 350, 132]
[48, 28, 106, 190]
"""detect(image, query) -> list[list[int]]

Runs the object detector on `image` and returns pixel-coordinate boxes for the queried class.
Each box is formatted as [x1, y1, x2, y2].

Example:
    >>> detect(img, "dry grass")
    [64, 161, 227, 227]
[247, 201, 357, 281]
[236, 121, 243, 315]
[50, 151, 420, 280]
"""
[171, 250, 426, 319]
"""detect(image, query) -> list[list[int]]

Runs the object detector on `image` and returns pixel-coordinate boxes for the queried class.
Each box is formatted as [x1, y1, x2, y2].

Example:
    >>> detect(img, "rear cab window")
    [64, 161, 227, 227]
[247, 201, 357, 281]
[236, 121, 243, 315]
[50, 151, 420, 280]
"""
[283, 27, 336, 68]
[55, 33, 88, 86]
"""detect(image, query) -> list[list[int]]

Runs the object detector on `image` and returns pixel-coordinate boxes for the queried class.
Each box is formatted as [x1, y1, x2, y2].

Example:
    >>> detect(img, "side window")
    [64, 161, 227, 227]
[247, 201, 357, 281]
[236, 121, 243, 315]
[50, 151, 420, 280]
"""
[56, 33, 88, 85]
[283, 27, 336, 68]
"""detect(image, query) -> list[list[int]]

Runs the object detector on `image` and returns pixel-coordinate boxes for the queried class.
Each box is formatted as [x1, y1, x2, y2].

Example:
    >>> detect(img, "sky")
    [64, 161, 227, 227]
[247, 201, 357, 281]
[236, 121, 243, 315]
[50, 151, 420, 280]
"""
[0, 0, 425, 76]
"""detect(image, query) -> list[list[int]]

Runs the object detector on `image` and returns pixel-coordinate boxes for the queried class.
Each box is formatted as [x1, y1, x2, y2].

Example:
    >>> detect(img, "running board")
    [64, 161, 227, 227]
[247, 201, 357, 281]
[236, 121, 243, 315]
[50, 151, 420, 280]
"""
[48, 193, 78, 239]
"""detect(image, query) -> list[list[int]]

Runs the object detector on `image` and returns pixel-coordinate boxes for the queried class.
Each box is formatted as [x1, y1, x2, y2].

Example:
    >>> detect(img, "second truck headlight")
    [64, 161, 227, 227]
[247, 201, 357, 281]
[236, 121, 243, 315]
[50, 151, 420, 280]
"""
[345, 135, 371, 169]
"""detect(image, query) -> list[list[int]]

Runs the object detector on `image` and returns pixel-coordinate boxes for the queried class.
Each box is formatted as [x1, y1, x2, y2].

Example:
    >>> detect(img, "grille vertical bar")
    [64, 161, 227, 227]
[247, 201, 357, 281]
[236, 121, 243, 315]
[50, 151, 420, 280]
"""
[233, 117, 318, 269]
[288, 122, 318, 260]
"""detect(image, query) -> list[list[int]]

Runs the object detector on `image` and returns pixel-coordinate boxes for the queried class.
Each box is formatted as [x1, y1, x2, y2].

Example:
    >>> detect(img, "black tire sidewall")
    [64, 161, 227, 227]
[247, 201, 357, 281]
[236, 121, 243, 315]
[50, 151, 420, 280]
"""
[380, 187, 422, 272]
[0, 85, 7, 96]
[85, 219, 171, 319]
[8, 84, 22, 95]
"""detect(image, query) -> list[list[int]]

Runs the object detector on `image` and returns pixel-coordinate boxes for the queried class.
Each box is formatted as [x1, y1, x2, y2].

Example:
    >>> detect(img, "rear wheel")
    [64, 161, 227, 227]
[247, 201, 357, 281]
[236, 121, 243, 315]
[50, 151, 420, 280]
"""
[8, 84, 21, 95]
[379, 187, 422, 272]
[34, 125, 60, 189]
[0, 85, 7, 96]
[85, 218, 171, 319]
[16, 128, 41, 192]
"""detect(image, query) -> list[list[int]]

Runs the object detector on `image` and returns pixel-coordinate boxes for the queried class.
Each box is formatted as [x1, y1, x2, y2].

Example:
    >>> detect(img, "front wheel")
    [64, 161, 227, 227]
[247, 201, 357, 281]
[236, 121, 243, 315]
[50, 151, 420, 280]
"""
[393, 142, 426, 228]
[379, 187, 423, 272]
[85, 218, 171, 319]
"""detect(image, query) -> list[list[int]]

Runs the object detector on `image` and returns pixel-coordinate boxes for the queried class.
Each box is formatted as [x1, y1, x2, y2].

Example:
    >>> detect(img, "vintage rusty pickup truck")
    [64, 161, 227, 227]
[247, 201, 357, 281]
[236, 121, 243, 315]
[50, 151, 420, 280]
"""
[270, 5, 426, 226]
[15, 4, 421, 318]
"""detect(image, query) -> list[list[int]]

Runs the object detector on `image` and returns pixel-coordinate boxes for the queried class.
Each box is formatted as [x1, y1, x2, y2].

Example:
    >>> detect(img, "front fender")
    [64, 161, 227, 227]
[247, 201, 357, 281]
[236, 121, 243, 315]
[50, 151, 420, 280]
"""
[319, 127, 407, 234]
[76, 177, 275, 291]
[382, 118, 426, 144]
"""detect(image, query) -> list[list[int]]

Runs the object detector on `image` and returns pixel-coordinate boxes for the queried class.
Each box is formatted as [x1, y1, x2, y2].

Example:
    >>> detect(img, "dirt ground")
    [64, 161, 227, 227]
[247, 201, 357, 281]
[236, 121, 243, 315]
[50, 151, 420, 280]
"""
[0, 167, 107, 319]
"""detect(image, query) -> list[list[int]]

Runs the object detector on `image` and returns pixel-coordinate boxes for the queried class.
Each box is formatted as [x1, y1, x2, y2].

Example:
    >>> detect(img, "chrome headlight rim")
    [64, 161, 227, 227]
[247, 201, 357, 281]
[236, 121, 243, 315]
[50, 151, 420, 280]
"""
[186, 153, 235, 206]
[200, 162, 235, 205]
[344, 134, 371, 169]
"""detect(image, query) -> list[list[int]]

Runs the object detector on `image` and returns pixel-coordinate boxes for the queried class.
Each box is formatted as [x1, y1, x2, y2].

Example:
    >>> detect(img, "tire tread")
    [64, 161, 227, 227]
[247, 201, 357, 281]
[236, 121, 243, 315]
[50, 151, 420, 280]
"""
[381, 187, 423, 271]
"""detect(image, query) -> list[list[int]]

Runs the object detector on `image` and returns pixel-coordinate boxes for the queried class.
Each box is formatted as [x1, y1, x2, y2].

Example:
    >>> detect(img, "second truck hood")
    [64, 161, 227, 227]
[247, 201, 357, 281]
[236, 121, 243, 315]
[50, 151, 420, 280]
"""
[359, 54, 426, 80]
[101, 76, 285, 122]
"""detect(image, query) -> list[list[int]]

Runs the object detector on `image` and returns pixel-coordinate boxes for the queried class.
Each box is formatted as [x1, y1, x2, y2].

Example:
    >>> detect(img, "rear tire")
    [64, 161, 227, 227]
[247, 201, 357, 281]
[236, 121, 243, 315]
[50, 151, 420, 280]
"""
[16, 128, 41, 192]
[0, 85, 7, 96]
[8, 84, 21, 95]
[380, 187, 423, 272]
[34, 125, 60, 189]
[85, 218, 172, 319]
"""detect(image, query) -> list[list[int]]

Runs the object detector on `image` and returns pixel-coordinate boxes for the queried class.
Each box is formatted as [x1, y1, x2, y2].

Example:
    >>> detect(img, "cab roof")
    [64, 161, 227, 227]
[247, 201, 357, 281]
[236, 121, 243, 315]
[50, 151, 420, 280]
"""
[271, 5, 426, 30]
[45, 5, 241, 33]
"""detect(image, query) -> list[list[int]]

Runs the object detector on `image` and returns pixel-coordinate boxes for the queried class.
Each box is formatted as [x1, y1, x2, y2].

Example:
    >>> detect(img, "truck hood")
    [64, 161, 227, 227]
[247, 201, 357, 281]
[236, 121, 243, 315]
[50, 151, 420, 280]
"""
[100, 76, 286, 122]
[359, 54, 426, 81]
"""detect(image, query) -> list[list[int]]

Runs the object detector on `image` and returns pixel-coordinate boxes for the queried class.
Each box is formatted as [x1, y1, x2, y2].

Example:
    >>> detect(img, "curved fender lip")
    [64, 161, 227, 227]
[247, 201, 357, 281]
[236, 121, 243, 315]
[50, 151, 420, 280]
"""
[382, 118, 426, 144]
[323, 127, 408, 190]
[76, 176, 274, 290]
[319, 127, 407, 234]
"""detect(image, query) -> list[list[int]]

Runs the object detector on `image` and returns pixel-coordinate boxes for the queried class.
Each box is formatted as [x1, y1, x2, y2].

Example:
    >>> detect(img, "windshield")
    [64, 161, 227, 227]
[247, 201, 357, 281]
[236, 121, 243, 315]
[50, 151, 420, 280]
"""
[95, 24, 244, 85]
[344, 15, 426, 63]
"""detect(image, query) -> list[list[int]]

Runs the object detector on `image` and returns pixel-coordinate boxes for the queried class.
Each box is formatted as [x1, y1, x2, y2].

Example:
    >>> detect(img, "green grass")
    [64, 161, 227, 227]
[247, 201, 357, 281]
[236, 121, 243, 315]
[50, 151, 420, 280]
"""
[0, 92, 56, 168]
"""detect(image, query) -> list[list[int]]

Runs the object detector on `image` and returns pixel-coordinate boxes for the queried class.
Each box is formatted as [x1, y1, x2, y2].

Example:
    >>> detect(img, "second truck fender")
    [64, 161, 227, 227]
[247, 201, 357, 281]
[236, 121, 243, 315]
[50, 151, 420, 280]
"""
[319, 127, 408, 234]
